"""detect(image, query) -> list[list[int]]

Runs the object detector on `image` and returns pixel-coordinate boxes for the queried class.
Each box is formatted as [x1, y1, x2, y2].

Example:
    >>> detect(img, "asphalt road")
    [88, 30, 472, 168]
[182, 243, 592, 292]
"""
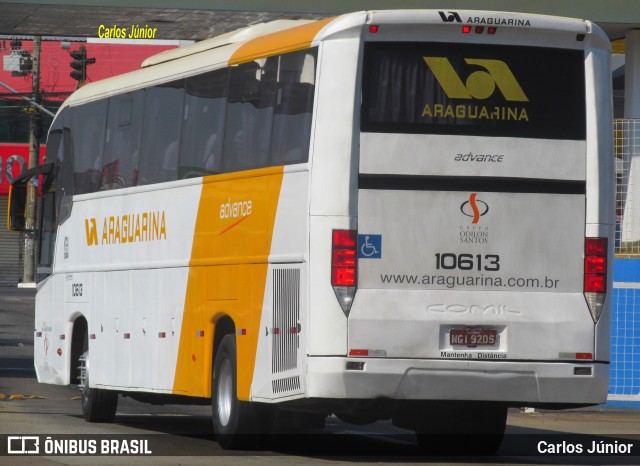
[1, 286, 639, 465]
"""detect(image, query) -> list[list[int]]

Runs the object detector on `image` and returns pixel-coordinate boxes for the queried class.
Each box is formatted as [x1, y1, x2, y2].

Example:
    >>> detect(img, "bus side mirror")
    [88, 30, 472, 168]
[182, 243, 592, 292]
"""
[8, 182, 29, 232]
[7, 162, 54, 232]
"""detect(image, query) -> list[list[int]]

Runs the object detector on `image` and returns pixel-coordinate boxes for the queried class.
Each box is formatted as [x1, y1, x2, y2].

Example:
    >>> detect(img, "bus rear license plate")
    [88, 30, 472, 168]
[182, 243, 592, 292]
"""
[450, 328, 497, 347]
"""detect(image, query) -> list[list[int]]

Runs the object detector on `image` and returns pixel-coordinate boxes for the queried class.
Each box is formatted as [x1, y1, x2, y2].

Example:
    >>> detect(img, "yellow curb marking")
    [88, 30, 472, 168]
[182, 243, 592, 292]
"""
[0, 394, 47, 400]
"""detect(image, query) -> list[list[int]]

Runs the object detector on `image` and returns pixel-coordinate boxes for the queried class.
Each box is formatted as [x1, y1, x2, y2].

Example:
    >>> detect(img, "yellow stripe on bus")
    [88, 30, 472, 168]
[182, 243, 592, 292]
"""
[228, 17, 335, 66]
[173, 167, 284, 400]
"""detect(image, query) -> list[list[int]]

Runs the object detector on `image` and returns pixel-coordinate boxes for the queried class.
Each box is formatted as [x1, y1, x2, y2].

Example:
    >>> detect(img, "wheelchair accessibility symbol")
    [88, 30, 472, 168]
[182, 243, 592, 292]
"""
[358, 234, 382, 259]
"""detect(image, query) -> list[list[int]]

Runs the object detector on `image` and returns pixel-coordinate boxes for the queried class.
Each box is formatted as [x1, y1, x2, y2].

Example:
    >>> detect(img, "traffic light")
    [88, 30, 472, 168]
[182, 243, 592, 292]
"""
[69, 45, 96, 85]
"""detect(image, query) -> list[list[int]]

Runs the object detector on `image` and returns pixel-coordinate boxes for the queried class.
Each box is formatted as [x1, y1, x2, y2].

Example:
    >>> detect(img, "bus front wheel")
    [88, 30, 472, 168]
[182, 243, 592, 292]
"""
[78, 333, 118, 422]
[212, 334, 265, 449]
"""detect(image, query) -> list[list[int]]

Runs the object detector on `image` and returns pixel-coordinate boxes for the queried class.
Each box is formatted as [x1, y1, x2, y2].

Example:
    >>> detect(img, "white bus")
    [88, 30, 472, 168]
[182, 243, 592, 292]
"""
[9, 10, 613, 453]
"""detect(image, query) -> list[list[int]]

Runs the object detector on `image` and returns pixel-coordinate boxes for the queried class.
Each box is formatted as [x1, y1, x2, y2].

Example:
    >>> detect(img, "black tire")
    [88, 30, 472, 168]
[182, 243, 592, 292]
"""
[212, 334, 265, 449]
[79, 332, 118, 423]
[414, 404, 507, 456]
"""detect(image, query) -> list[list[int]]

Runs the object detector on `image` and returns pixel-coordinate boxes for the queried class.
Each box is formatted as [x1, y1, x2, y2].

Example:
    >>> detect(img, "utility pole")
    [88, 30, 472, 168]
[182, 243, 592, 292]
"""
[22, 35, 41, 285]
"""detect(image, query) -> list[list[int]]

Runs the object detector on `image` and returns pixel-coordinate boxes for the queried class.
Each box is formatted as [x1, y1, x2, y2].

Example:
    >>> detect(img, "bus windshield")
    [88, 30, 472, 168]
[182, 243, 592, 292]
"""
[361, 42, 586, 140]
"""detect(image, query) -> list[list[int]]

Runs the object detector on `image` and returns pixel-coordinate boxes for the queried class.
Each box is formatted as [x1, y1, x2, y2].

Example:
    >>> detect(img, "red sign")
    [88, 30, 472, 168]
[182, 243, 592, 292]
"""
[0, 144, 46, 195]
[0, 41, 177, 101]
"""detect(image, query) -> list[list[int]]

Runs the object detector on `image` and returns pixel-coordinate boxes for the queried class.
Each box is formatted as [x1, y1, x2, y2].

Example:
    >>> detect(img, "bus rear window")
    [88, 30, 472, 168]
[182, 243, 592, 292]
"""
[361, 42, 585, 140]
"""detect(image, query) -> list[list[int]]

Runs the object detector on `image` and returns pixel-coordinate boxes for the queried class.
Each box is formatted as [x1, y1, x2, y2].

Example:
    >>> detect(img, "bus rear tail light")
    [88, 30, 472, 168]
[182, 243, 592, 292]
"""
[332, 230, 357, 316]
[584, 237, 607, 322]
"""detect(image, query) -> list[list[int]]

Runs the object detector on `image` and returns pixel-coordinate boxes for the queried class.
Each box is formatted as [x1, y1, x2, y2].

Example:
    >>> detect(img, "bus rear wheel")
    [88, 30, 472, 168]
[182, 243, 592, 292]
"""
[78, 333, 118, 422]
[414, 404, 507, 456]
[212, 334, 265, 449]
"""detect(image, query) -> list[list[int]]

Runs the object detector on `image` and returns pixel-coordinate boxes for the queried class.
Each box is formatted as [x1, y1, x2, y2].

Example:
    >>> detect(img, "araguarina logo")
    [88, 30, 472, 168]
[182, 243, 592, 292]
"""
[438, 11, 462, 23]
[423, 57, 528, 102]
[460, 193, 489, 224]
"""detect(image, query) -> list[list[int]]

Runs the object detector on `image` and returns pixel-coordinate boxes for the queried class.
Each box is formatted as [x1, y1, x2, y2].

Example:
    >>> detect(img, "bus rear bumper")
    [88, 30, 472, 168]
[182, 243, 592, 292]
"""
[306, 357, 609, 405]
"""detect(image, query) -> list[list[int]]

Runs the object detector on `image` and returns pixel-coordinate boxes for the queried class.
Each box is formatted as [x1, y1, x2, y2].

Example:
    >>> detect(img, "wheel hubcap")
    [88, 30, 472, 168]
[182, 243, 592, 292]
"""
[217, 359, 233, 427]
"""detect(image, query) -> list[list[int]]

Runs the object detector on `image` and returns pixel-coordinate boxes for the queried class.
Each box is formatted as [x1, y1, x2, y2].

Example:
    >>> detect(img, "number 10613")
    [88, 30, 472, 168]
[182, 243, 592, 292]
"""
[434, 253, 500, 272]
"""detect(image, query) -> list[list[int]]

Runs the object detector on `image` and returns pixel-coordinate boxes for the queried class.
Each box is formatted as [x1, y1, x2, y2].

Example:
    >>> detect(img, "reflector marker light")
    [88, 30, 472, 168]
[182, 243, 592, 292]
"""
[237, 329, 246, 336]
[36, 332, 42, 337]
[348, 349, 387, 357]
[462, 25, 472, 33]
[124, 333, 131, 340]
[576, 352, 593, 360]
[369, 25, 379, 33]
[56, 348, 62, 356]
[488, 27, 497, 34]
[59, 335, 65, 340]
[272, 327, 281, 335]
[475, 26, 484, 34]
[90, 334, 96, 340]
[196, 330, 205, 337]
[158, 332, 166, 338]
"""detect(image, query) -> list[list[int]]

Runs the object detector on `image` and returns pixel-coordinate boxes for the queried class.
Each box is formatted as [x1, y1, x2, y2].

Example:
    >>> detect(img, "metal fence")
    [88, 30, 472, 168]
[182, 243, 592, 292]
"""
[615, 118, 640, 256]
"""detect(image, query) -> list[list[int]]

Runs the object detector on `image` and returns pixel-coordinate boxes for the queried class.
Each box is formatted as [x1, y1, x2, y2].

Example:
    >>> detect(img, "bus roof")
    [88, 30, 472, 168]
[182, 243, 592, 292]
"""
[59, 9, 599, 112]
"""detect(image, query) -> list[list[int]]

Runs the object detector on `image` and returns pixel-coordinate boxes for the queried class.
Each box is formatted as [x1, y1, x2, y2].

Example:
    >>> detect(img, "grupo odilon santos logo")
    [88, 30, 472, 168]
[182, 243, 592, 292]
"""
[460, 193, 489, 224]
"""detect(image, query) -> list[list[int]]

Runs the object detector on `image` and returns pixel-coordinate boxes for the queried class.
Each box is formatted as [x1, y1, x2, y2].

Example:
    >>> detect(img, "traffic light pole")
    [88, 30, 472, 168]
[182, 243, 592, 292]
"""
[70, 45, 96, 87]
[22, 35, 41, 285]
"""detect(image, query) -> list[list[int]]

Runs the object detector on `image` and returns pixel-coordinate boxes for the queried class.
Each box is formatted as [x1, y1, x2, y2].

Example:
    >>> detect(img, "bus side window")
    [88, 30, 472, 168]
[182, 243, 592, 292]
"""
[69, 100, 108, 195]
[102, 91, 144, 189]
[138, 80, 185, 186]
[37, 128, 61, 276]
[179, 69, 228, 179]
[37, 110, 73, 280]
[222, 57, 277, 173]
[270, 49, 317, 166]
